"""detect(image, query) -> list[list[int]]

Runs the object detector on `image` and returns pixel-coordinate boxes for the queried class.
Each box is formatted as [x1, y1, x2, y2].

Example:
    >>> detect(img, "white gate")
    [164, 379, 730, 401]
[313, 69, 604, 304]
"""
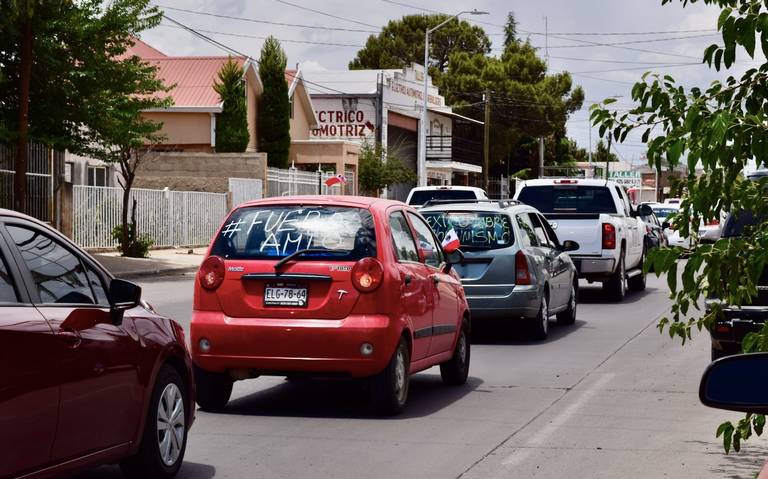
[267, 167, 356, 197]
[228, 178, 263, 207]
[73, 185, 228, 249]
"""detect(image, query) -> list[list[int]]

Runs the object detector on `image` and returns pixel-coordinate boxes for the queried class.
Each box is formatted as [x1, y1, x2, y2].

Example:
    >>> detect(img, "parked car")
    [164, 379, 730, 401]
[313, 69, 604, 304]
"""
[191, 196, 470, 415]
[420, 200, 579, 339]
[708, 208, 767, 360]
[649, 203, 694, 249]
[699, 353, 768, 479]
[638, 203, 668, 251]
[0, 209, 194, 479]
[698, 211, 727, 244]
[514, 179, 648, 301]
[406, 185, 489, 207]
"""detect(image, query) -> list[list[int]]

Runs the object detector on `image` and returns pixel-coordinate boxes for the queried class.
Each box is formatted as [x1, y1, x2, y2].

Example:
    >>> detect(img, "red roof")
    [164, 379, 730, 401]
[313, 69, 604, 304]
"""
[146, 56, 247, 108]
[126, 37, 167, 58]
[285, 69, 298, 88]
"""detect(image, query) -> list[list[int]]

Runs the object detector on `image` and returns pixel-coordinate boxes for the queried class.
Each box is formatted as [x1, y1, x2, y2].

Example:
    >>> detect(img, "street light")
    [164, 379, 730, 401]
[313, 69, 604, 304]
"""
[418, 9, 489, 187]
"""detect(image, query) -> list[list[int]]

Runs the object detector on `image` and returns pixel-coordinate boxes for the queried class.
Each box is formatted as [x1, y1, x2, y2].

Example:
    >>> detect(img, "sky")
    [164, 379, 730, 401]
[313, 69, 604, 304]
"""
[141, 0, 762, 167]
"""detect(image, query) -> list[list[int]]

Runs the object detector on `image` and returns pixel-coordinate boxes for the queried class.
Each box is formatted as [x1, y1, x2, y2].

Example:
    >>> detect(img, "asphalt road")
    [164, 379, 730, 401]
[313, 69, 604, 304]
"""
[78, 274, 768, 479]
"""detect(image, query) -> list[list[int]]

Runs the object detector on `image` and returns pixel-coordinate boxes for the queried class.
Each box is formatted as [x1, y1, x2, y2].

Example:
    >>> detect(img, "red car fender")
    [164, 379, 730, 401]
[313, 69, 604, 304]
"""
[127, 337, 194, 456]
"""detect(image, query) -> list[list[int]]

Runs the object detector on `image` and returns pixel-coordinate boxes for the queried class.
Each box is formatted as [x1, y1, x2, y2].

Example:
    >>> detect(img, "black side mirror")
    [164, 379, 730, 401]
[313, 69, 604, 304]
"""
[637, 204, 654, 217]
[561, 240, 580, 252]
[442, 249, 465, 273]
[662, 221, 671, 230]
[700, 353, 768, 414]
[109, 279, 141, 324]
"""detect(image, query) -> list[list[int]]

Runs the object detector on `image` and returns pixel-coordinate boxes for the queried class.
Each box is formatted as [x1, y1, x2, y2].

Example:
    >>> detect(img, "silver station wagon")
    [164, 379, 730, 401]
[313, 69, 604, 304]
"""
[421, 200, 580, 339]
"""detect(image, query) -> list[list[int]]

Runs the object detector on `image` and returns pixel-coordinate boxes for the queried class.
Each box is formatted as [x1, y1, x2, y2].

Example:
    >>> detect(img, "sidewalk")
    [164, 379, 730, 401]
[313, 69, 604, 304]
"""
[91, 248, 205, 278]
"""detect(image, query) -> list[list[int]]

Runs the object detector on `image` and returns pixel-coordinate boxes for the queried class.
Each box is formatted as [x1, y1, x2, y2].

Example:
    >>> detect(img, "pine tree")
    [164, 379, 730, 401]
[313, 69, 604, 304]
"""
[258, 37, 291, 168]
[213, 58, 249, 153]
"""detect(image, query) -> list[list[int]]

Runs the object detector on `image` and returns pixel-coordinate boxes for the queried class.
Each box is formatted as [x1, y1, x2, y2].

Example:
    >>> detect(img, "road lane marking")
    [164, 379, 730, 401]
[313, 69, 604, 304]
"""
[500, 373, 616, 467]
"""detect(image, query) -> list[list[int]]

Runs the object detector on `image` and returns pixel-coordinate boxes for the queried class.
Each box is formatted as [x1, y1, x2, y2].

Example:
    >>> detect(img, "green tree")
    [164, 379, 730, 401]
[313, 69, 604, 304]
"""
[503, 12, 519, 47]
[349, 14, 491, 83]
[358, 141, 416, 196]
[214, 58, 249, 153]
[442, 40, 584, 176]
[591, 0, 768, 454]
[0, 0, 163, 214]
[593, 140, 618, 163]
[258, 36, 291, 168]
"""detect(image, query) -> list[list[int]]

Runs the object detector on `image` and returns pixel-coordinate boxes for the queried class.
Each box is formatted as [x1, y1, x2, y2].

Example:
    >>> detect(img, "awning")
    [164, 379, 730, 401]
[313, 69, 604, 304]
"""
[427, 161, 482, 174]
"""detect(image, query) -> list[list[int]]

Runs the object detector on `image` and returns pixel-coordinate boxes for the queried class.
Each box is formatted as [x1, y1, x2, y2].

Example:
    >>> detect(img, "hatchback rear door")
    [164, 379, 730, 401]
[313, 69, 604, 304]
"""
[208, 205, 378, 320]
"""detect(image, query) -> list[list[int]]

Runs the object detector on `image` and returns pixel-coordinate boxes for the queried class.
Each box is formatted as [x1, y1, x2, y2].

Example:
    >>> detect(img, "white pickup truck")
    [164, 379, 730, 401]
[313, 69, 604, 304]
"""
[514, 178, 650, 301]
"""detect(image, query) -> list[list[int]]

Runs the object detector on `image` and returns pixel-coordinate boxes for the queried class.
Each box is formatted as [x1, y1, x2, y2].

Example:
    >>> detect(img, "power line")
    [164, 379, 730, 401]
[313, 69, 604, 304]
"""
[275, 0, 380, 29]
[158, 24, 365, 48]
[153, 4, 379, 33]
[548, 55, 705, 65]
[570, 62, 706, 74]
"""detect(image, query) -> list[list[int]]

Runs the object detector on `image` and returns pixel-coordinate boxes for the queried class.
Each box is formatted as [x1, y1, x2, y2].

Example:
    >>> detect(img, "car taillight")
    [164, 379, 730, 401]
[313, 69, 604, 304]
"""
[602, 223, 616, 249]
[199, 256, 225, 291]
[646, 225, 652, 235]
[515, 251, 532, 285]
[352, 257, 384, 292]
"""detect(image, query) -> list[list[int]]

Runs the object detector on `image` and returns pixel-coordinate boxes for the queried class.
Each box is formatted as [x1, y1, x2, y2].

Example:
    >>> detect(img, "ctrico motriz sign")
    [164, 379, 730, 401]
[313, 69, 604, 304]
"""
[310, 97, 377, 140]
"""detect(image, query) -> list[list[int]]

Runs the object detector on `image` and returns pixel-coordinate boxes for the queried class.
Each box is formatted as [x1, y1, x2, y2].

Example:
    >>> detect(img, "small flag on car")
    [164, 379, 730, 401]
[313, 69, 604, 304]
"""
[441, 228, 460, 253]
[325, 174, 347, 187]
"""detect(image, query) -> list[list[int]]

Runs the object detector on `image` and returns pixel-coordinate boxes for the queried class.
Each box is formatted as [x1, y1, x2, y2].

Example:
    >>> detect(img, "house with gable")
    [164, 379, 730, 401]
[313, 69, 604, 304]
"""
[65, 38, 358, 194]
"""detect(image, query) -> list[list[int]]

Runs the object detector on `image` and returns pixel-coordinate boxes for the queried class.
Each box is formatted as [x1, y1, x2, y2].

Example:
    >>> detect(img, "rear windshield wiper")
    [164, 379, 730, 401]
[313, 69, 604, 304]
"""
[274, 248, 347, 271]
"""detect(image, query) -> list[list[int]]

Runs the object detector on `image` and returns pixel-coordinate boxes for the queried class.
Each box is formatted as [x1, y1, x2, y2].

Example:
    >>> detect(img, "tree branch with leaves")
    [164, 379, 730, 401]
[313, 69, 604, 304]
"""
[591, 0, 768, 454]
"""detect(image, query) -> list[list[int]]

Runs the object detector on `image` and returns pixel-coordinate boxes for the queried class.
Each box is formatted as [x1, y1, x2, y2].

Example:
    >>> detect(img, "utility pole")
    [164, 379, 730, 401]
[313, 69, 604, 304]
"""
[483, 89, 491, 192]
[605, 134, 613, 180]
[538, 137, 545, 178]
[588, 125, 593, 173]
[544, 16, 549, 65]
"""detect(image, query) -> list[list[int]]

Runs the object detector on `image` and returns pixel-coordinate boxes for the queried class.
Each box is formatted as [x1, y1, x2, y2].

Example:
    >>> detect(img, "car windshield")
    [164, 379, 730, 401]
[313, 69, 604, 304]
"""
[210, 205, 376, 260]
[408, 190, 478, 206]
[517, 185, 617, 214]
[422, 211, 514, 250]
[651, 207, 678, 219]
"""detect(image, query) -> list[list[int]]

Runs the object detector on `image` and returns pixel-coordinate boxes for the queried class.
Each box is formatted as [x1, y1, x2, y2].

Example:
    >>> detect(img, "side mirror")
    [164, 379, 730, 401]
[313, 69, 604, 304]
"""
[109, 279, 141, 324]
[442, 249, 465, 273]
[637, 204, 653, 217]
[699, 353, 768, 414]
[662, 221, 671, 230]
[561, 240, 580, 252]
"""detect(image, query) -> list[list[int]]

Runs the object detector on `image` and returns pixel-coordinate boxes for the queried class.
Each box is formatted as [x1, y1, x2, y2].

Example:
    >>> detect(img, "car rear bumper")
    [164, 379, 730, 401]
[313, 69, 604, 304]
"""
[571, 256, 615, 276]
[190, 311, 400, 378]
[463, 284, 540, 319]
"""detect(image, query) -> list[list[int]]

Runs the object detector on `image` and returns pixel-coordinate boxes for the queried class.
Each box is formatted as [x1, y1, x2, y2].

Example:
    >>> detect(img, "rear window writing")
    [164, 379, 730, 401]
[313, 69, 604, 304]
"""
[210, 206, 376, 260]
[423, 211, 513, 249]
[518, 185, 617, 214]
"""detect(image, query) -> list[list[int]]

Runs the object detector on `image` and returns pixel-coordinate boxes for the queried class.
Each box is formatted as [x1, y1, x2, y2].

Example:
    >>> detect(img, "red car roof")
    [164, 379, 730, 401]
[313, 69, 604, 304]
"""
[234, 195, 406, 211]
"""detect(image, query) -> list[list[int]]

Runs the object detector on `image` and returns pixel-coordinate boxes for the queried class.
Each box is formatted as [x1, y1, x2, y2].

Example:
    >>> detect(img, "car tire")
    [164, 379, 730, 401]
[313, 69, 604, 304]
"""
[371, 337, 410, 416]
[120, 365, 188, 479]
[440, 321, 470, 386]
[604, 251, 627, 302]
[532, 292, 549, 340]
[556, 280, 578, 326]
[194, 365, 233, 412]
[628, 248, 647, 292]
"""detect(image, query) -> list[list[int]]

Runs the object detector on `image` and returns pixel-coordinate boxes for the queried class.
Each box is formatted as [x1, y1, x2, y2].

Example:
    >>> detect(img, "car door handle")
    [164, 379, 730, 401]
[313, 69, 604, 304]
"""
[403, 274, 412, 285]
[59, 329, 82, 349]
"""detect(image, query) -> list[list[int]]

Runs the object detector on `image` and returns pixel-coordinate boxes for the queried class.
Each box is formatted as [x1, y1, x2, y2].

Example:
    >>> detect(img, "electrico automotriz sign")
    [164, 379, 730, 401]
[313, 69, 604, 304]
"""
[310, 97, 377, 141]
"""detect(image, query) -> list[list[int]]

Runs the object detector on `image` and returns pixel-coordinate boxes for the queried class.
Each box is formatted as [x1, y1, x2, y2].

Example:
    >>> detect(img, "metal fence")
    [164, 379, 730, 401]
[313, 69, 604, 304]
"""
[229, 178, 263, 207]
[73, 185, 228, 249]
[0, 143, 57, 222]
[266, 167, 356, 197]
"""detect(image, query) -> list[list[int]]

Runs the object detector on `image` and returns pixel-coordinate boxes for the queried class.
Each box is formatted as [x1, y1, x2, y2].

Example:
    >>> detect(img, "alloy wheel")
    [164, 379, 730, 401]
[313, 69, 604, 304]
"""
[157, 383, 185, 467]
[394, 347, 407, 404]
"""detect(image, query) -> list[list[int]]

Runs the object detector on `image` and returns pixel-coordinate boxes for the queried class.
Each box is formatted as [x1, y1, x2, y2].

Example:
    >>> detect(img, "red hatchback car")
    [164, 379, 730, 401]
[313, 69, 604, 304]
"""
[0, 210, 194, 479]
[192, 196, 470, 414]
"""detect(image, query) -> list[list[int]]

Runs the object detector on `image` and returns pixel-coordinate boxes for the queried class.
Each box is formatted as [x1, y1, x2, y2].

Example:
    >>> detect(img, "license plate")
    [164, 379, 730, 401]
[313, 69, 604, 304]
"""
[264, 284, 308, 307]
